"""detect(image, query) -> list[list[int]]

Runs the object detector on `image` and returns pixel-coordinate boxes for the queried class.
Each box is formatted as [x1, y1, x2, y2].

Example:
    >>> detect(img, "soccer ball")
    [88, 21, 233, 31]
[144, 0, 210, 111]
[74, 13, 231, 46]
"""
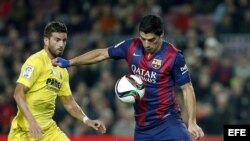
[115, 74, 145, 104]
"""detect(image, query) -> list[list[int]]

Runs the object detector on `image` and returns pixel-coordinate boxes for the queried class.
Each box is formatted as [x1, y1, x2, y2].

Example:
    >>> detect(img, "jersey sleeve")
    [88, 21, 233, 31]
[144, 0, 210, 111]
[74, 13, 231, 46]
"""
[108, 39, 133, 59]
[172, 52, 191, 86]
[58, 69, 72, 96]
[17, 57, 42, 88]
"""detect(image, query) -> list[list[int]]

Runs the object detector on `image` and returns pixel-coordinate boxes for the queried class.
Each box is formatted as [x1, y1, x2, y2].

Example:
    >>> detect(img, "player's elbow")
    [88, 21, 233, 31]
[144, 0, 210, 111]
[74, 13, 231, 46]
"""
[180, 82, 193, 90]
[13, 89, 21, 102]
[63, 104, 76, 113]
[13, 91, 24, 103]
[13, 93, 18, 101]
[13, 84, 28, 102]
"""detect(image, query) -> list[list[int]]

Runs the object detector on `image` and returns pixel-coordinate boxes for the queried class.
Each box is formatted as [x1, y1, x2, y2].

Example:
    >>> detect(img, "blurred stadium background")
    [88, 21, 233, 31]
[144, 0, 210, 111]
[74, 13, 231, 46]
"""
[1, 0, 250, 140]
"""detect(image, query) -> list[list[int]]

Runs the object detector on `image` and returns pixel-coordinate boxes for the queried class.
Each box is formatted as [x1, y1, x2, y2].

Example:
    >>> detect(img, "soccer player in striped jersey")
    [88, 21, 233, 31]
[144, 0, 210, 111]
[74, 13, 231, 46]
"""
[53, 15, 204, 141]
[8, 21, 106, 141]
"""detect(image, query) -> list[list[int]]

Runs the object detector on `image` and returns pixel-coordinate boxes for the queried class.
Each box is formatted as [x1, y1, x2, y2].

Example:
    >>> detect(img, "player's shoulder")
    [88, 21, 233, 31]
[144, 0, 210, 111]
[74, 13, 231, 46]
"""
[122, 38, 140, 45]
[132, 38, 141, 44]
[58, 67, 69, 79]
[164, 41, 181, 53]
[125, 38, 139, 42]
[125, 38, 142, 46]
[112, 38, 140, 49]
[25, 50, 45, 64]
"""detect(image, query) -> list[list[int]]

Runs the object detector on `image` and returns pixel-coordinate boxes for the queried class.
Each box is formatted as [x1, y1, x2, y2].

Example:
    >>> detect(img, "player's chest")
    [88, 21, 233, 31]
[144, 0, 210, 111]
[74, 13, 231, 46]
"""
[129, 55, 173, 85]
[40, 65, 64, 89]
[130, 52, 171, 74]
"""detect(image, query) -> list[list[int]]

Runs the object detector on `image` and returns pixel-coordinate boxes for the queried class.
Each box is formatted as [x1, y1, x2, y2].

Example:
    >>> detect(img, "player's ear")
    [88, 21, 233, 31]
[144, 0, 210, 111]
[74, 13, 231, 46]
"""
[44, 37, 49, 46]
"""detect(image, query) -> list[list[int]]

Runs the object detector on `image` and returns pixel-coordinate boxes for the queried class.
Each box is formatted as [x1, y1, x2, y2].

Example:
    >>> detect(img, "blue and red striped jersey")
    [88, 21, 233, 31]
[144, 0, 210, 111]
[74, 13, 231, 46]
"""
[108, 38, 191, 128]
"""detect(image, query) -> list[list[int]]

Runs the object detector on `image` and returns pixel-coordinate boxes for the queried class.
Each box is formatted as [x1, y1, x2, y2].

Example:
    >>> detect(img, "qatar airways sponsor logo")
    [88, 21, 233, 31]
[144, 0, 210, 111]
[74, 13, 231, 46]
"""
[131, 64, 157, 84]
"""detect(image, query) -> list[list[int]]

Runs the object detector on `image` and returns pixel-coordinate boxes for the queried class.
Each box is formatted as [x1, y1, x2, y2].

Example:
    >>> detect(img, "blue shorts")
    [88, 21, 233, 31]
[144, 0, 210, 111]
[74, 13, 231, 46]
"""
[134, 113, 192, 141]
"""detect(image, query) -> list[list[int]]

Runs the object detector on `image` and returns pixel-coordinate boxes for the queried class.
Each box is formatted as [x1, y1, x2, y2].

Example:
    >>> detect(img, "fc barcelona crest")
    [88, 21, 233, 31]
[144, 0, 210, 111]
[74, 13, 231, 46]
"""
[151, 59, 162, 69]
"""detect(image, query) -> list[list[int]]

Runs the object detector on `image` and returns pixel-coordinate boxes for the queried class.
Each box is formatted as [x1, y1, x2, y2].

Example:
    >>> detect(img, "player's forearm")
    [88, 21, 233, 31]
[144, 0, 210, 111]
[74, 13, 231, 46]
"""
[182, 83, 197, 124]
[185, 91, 197, 124]
[70, 49, 109, 66]
[66, 103, 88, 122]
[61, 96, 88, 122]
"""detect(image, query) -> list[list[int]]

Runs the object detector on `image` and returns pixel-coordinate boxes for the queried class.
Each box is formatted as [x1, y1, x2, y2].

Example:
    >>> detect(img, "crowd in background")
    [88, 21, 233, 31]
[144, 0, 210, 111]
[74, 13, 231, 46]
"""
[1, 0, 250, 136]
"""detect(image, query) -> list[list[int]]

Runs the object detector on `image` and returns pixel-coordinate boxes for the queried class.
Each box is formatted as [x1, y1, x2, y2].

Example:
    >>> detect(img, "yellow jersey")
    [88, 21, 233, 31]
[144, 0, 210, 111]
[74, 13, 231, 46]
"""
[11, 49, 72, 131]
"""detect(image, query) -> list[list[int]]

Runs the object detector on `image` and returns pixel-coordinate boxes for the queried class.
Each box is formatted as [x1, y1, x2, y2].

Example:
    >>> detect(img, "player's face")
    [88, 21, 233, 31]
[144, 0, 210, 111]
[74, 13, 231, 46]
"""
[45, 32, 67, 58]
[139, 32, 163, 54]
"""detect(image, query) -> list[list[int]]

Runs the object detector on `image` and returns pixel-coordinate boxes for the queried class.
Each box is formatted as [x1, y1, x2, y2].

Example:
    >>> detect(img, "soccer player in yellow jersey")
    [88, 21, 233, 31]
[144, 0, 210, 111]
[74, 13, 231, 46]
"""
[8, 21, 106, 141]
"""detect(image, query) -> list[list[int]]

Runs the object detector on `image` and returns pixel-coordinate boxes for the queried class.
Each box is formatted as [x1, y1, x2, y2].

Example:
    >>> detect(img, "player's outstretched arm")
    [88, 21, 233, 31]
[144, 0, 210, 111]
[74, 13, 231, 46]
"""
[59, 95, 106, 134]
[181, 82, 204, 140]
[52, 48, 110, 68]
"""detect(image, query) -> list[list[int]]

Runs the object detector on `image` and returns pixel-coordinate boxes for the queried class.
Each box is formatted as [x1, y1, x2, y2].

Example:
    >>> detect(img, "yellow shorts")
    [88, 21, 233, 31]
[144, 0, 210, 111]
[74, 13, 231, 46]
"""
[8, 123, 70, 141]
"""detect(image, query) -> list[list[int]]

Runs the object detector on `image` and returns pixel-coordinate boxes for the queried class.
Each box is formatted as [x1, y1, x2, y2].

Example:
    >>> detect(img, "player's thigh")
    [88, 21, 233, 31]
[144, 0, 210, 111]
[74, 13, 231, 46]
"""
[134, 129, 153, 141]
[135, 126, 191, 141]
[41, 124, 70, 141]
[135, 114, 192, 141]
[8, 128, 35, 141]
[154, 115, 192, 141]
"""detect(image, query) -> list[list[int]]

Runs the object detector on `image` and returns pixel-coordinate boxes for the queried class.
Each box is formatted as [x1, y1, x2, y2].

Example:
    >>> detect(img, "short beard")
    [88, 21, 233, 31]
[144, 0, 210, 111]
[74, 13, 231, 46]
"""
[48, 47, 62, 58]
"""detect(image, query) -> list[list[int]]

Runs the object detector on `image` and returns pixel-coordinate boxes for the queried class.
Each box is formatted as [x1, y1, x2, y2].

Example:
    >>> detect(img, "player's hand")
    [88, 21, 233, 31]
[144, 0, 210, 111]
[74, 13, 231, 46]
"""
[29, 120, 44, 140]
[52, 57, 70, 68]
[85, 119, 106, 134]
[188, 123, 204, 140]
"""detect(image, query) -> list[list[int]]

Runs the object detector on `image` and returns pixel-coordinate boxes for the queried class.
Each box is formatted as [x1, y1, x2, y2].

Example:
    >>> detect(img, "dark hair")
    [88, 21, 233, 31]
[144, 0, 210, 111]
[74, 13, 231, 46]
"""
[44, 21, 67, 38]
[139, 15, 163, 36]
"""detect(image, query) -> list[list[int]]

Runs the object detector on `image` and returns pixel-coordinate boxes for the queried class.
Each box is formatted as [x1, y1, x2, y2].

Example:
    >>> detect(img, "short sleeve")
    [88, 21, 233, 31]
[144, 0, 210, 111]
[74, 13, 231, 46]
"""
[58, 69, 72, 96]
[108, 39, 133, 59]
[172, 52, 191, 86]
[17, 57, 42, 88]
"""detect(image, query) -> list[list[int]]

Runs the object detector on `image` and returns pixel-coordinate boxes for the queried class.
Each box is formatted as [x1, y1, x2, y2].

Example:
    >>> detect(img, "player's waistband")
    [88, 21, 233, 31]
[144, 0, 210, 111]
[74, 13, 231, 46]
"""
[14, 121, 56, 132]
[135, 111, 181, 130]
